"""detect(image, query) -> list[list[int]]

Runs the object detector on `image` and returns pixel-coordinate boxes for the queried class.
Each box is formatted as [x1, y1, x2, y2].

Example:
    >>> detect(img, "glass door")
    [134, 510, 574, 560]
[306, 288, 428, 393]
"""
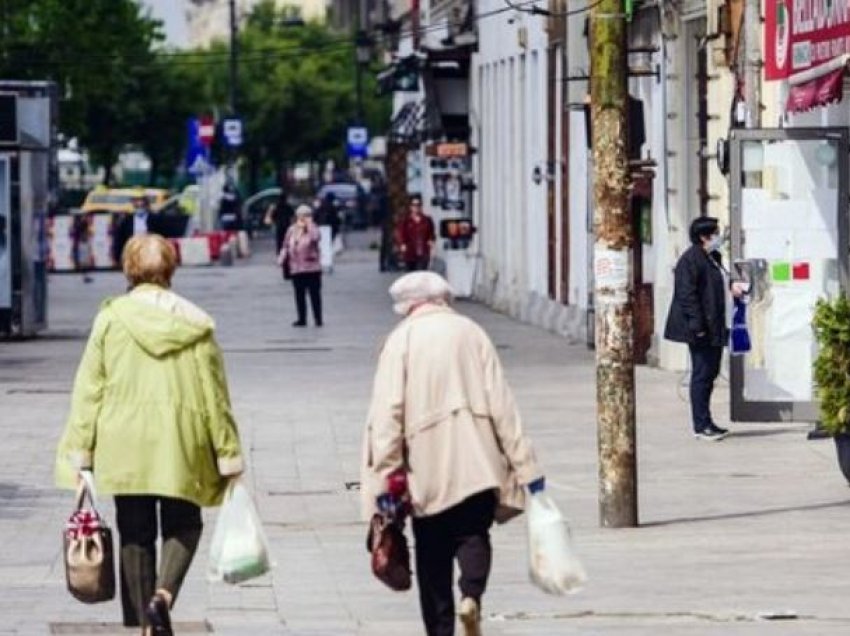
[730, 127, 849, 422]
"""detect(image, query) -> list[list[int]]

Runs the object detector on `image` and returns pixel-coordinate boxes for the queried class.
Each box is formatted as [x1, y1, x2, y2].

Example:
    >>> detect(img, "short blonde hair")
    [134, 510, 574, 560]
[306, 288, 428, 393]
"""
[389, 272, 454, 315]
[122, 234, 177, 289]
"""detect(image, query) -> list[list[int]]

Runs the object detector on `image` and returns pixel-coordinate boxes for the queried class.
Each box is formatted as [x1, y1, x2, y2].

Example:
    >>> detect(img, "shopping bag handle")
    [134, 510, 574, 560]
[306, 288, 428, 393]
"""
[74, 470, 101, 513]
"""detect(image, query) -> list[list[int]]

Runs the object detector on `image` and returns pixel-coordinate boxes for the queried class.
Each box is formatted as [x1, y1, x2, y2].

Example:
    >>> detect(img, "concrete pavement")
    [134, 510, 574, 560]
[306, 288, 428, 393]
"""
[1, 233, 850, 635]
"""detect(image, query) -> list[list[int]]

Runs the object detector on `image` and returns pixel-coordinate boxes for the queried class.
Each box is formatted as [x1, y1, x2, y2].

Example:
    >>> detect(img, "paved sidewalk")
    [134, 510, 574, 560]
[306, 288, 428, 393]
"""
[1, 234, 849, 635]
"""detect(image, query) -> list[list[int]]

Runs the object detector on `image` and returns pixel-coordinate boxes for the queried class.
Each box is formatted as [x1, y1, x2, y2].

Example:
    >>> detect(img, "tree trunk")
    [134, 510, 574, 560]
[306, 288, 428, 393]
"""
[591, 0, 637, 528]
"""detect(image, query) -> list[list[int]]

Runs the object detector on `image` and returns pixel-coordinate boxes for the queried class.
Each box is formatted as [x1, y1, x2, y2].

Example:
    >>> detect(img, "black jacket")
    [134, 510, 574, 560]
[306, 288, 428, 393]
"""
[664, 245, 728, 347]
[112, 211, 172, 264]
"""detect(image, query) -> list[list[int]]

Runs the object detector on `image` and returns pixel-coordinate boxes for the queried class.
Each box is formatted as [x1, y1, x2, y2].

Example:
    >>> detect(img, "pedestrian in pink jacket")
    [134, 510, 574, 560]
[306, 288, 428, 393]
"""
[278, 205, 323, 326]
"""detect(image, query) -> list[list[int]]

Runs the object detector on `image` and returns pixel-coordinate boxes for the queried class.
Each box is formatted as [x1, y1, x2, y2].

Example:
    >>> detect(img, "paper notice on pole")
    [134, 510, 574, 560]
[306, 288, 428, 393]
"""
[594, 247, 631, 303]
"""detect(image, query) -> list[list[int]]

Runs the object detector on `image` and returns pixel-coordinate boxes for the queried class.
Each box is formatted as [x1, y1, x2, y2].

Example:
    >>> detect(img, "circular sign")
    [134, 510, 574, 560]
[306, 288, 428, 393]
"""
[198, 116, 215, 146]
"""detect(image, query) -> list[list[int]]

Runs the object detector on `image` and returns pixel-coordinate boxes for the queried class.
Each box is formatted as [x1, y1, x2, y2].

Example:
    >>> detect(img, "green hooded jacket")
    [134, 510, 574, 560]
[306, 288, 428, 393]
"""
[55, 285, 243, 507]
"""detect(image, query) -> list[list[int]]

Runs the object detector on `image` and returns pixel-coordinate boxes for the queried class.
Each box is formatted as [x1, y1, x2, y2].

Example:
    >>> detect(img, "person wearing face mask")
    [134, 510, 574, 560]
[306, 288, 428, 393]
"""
[664, 216, 745, 441]
[278, 205, 323, 327]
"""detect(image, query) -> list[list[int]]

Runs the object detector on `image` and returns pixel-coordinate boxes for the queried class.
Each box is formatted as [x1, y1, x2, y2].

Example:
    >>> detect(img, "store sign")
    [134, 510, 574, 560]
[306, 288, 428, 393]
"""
[786, 66, 845, 111]
[765, 0, 850, 80]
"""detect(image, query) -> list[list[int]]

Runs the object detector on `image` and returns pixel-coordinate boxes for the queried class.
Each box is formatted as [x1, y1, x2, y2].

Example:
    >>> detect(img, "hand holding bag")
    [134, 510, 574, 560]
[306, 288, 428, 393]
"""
[208, 480, 272, 584]
[367, 513, 412, 592]
[63, 471, 116, 604]
[527, 493, 586, 595]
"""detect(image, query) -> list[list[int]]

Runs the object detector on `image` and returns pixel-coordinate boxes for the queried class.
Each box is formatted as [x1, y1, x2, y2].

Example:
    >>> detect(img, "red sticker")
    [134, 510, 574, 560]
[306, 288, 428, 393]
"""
[792, 262, 810, 281]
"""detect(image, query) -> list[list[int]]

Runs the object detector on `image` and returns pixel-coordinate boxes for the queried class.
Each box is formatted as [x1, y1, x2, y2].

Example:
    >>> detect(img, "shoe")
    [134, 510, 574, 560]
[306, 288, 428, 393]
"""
[144, 594, 173, 636]
[315, 321, 323, 327]
[458, 597, 482, 636]
[292, 320, 306, 327]
[694, 427, 727, 441]
[709, 423, 729, 435]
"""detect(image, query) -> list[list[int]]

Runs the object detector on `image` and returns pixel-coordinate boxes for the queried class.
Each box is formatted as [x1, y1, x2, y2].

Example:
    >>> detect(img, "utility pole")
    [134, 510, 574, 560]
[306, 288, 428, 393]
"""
[590, 0, 637, 527]
[354, 0, 366, 123]
[229, 0, 238, 116]
[743, 0, 761, 127]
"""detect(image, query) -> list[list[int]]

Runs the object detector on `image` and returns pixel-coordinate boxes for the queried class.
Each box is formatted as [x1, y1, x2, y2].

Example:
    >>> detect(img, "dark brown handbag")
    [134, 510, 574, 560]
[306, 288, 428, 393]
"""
[63, 472, 116, 604]
[367, 513, 412, 591]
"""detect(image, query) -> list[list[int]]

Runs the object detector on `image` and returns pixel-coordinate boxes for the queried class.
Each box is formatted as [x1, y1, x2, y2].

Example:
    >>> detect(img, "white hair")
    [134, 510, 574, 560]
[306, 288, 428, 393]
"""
[389, 272, 454, 316]
[295, 204, 313, 216]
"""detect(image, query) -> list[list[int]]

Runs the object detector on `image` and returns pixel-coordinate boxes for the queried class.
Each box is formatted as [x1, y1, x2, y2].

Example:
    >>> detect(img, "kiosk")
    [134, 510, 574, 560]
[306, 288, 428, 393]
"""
[0, 81, 57, 338]
[729, 127, 850, 422]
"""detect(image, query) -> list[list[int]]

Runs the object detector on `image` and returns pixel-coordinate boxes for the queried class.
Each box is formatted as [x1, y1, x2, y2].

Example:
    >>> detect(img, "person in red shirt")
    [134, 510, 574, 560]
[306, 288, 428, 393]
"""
[397, 195, 435, 272]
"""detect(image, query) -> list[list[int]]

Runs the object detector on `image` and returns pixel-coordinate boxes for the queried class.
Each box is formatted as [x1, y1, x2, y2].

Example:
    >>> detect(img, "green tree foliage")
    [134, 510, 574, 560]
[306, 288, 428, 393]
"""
[0, 0, 390, 187]
[196, 0, 390, 188]
[0, 0, 161, 181]
[813, 296, 850, 436]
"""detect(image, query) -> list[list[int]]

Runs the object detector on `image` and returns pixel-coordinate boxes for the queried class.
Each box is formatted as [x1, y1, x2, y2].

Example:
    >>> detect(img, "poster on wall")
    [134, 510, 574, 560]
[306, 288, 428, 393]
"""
[0, 158, 10, 309]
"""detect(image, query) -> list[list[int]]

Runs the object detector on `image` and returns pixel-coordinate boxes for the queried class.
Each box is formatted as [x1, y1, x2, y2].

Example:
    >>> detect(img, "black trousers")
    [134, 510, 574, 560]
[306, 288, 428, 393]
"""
[406, 257, 430, 272]
[114, 496, 202, 627]
[412, 491, 496, 636]
[292, 272, 322, 325]
[688, 344, 723, 432]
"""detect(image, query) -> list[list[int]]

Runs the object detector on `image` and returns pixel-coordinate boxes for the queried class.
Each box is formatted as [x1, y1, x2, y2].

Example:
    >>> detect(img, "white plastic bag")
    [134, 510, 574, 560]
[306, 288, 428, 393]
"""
[527, 493, 587, 595]
[208, 481, 272, 584]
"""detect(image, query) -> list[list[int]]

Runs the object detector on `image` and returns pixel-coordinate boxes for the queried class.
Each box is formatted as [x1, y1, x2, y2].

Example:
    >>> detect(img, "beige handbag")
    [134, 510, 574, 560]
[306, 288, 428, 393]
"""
[63, 471, 115, 604]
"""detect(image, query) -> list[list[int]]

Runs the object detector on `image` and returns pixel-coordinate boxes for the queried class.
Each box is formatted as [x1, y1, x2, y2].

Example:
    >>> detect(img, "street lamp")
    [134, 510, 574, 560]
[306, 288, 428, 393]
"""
[354, 30, 372, 123]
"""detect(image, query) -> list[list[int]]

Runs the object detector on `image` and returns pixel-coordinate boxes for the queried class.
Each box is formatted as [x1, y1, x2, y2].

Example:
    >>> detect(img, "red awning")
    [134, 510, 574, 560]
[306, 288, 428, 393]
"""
[786, 67, 845, 113]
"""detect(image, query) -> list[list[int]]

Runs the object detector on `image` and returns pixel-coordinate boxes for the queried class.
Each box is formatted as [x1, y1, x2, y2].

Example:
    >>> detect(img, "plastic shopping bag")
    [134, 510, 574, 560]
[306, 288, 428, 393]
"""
[730, 297, 751, 356]
[208, 481, 272, 584]
[527, 493, 587, 595]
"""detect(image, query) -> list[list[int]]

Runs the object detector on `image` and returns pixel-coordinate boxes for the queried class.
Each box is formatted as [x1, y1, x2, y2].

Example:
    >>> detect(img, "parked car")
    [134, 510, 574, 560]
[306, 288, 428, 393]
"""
[314, 182, 367, 230]
[81, 187, 170, 214]
[241, 188, 282, 234]
[242, 188, 309, 234]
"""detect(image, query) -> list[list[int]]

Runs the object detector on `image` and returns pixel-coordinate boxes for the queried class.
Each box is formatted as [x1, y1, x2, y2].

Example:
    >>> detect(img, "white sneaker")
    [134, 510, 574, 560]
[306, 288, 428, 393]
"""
[458, 597, 482, 636]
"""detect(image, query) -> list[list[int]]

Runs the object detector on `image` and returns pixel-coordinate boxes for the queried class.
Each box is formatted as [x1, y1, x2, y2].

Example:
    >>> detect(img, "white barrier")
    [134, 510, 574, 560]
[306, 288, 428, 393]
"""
[178, 237, 212, 266]
[237, 230, 251, 258]
[49, 216, 75, 271]
[319, 225, 333, 272]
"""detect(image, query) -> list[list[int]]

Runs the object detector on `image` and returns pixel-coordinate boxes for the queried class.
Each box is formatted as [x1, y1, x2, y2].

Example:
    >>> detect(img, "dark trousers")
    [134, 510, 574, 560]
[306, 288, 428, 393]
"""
[412, 491, 496, 636]
[689, 344, 723, 432]
[406, 257, 430, 272]
[292, 272, 322, 325]
[115, 496, 202, 627]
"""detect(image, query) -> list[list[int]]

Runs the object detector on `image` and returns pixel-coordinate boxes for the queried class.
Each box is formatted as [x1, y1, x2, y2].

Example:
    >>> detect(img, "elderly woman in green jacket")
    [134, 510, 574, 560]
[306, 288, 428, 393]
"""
[55, 234, 243, 636]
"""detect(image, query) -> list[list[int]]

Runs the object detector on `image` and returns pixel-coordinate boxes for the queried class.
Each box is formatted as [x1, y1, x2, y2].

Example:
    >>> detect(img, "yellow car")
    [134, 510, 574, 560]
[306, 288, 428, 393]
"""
[81, 187, 170, 214]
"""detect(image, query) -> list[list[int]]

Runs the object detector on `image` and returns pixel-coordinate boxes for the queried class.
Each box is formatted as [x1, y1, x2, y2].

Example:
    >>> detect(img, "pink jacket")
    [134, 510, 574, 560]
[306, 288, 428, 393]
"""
[279, 224, 322, 274]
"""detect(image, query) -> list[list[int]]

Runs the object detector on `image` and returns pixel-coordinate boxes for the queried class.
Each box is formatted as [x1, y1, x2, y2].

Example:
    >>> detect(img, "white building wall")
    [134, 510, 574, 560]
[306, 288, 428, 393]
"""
[471, 0, 584, 335]
[654, 17, 698, 370]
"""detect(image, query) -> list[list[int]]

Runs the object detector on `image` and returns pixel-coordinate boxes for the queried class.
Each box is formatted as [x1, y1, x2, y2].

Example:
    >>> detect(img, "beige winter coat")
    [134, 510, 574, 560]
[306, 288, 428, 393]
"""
[361, 304, 542, 522]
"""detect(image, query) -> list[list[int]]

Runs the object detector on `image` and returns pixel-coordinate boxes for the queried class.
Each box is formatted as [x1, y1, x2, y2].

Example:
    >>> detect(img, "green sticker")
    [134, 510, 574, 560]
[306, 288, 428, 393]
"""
[772, 262, 791, 282]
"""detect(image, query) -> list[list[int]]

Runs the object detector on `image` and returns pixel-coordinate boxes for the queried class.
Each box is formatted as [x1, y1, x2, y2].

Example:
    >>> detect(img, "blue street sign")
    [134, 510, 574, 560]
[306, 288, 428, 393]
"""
[346, 126, 369, 159]
[222, 118, 243, 148]
[186, 147, 210, 176]
[186, 117, 212, 176]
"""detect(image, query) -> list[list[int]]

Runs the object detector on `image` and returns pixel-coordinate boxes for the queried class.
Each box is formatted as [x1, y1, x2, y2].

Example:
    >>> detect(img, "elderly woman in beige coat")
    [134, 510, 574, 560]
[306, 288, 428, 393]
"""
[362, 272, 546, 636]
